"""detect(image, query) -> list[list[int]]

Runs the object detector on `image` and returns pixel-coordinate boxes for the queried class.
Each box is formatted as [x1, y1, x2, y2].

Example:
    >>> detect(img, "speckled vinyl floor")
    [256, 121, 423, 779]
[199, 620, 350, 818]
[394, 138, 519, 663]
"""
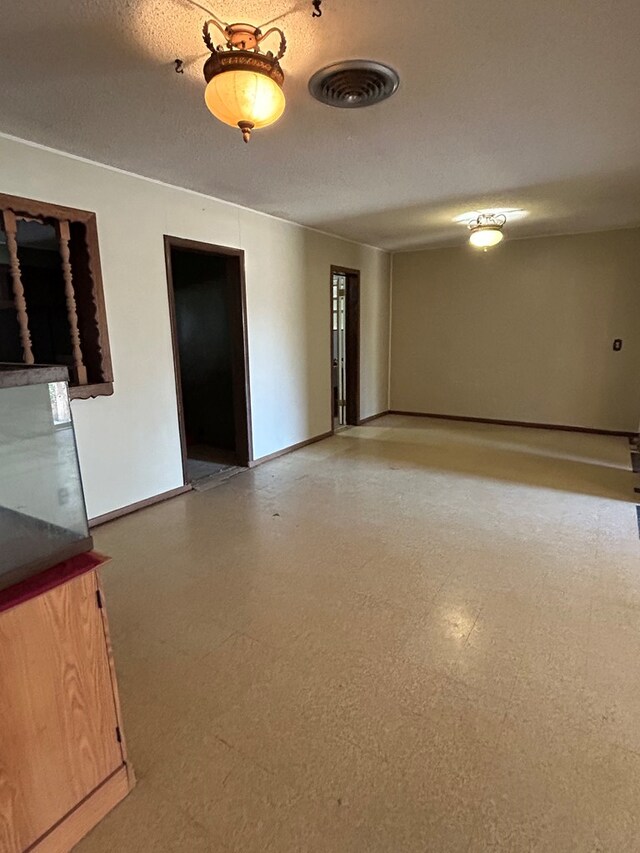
[78, 415, 640, 852]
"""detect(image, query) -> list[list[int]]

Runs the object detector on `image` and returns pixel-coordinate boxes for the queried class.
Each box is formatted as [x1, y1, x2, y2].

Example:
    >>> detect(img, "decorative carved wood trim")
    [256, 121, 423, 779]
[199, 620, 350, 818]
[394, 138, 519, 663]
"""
[69, 382, 114, 401]
[1, 209, 34, 365]
[0, 194, 113, 397]
[56, 220, 88, 386]
[0, 194, 96, 225]
[80, 220, 112, 384]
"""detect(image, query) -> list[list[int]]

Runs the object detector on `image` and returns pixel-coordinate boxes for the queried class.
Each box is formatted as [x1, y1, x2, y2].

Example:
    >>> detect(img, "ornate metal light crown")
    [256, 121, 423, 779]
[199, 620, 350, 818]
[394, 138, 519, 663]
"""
[467, 212, 507, 233]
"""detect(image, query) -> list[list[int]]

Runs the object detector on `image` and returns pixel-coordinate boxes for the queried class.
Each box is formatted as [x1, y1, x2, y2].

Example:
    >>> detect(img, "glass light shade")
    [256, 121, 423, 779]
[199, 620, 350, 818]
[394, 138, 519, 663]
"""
[469, 226, 504, 249]
[204, 70, 285, 130]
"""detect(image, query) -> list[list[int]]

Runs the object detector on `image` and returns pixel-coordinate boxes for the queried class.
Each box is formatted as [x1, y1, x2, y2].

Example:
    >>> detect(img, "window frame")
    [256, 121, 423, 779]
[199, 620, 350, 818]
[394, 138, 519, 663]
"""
[0, 193, 113, 400]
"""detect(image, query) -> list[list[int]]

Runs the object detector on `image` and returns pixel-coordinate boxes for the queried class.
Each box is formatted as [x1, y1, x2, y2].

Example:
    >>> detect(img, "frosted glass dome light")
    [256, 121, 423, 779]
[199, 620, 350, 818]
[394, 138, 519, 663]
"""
[204, 71, 285, 140]
[469, 225, 504, 248]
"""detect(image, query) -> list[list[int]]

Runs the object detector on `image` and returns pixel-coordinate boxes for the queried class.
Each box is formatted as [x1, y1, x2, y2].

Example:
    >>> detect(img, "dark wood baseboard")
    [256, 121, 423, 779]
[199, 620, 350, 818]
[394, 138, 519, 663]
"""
[358, 410, 390, 425]
[89, 484, 192, 528]
[249, 431, 333, 467]
[250, 416, 389, 469]
[90, 432, 335, 526]
[388, 410, 639, 439]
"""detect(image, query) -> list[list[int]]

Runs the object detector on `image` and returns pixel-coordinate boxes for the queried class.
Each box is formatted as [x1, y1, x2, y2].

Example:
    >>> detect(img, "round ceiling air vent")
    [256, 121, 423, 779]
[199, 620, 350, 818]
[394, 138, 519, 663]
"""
[308, 60, 400, 109]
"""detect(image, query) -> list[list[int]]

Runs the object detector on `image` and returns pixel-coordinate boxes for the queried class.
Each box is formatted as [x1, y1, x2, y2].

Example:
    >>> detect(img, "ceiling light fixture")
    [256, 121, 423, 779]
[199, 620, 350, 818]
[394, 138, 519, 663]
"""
[202, 12, 287, 143]
[468, 213, 506, 250]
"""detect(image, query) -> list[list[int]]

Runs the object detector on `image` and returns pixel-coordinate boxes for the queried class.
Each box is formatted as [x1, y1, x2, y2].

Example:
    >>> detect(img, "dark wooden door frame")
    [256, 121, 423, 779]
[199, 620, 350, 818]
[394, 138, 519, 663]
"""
[330, 265, 360, 430]
[164, 235, 253, 482]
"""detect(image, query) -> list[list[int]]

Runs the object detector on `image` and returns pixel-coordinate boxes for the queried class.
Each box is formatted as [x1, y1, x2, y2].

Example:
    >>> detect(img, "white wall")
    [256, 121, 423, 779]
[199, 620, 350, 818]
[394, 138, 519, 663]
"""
[391, 229, 640, 433]
[0, 135, 390, 518]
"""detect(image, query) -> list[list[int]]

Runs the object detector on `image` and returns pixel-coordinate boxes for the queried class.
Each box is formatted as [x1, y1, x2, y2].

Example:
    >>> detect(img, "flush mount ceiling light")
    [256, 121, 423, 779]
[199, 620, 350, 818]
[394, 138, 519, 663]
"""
[202, 12, 287, 143]
[468, 213, 507, 250]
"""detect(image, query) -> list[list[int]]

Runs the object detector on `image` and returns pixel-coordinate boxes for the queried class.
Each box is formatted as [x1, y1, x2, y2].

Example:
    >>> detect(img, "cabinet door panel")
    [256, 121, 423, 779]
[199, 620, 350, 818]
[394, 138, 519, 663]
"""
[0, 570, 122, 852]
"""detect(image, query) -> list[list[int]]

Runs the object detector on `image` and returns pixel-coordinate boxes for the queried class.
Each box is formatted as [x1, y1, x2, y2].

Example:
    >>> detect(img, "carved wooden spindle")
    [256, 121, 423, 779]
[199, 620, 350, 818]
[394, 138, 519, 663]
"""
[2, 209, 34, 364]
[81, 225, 106, 374]
[57, 220, 88, 385]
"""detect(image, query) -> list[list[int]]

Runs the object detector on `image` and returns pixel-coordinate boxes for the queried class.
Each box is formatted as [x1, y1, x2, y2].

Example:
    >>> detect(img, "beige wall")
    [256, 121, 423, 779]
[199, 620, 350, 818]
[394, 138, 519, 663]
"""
[0, 135, 391, 518]
[391, 229, 640, 432]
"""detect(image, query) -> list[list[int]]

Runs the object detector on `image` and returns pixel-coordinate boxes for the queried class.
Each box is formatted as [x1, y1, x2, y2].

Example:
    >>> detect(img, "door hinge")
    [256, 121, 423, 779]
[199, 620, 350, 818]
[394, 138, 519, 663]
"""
[96, 589, 103, 609]
[115, 726, 122, 743]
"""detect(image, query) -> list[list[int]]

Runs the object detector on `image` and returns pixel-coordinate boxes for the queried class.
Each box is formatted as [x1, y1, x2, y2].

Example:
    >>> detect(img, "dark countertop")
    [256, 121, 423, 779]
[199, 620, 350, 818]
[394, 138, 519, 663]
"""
[0, 551, 109, 614]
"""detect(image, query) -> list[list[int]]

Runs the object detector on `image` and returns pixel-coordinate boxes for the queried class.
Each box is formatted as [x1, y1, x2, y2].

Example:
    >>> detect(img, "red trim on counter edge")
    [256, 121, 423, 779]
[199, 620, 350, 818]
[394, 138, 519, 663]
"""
[0, 551, 110, 614]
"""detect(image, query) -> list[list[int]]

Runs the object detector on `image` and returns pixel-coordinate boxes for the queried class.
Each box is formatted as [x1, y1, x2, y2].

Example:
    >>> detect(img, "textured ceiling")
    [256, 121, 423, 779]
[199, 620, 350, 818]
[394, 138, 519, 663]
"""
[2, 0, 640, 250]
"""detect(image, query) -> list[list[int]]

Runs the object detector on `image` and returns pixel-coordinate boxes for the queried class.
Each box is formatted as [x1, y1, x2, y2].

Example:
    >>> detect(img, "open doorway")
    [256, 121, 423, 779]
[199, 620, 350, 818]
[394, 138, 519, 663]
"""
[164, 236, 252, 486]
[330, 265, 360, 430]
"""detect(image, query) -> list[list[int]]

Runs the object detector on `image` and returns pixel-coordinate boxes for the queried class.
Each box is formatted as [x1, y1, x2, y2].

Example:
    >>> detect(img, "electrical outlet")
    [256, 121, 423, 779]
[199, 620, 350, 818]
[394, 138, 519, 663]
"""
[613, 339, 623, 351]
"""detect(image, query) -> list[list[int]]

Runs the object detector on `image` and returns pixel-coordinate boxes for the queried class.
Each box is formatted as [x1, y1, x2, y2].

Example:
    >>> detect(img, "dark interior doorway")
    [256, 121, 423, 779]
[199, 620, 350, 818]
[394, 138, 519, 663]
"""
[330, 265, 360, 429]
[165, 237, 252, 484]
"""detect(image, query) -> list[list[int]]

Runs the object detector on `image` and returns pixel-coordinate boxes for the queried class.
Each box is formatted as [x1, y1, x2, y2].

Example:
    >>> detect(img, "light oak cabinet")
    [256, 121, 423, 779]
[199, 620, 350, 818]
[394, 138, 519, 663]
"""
[0, 556, 133, 852]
